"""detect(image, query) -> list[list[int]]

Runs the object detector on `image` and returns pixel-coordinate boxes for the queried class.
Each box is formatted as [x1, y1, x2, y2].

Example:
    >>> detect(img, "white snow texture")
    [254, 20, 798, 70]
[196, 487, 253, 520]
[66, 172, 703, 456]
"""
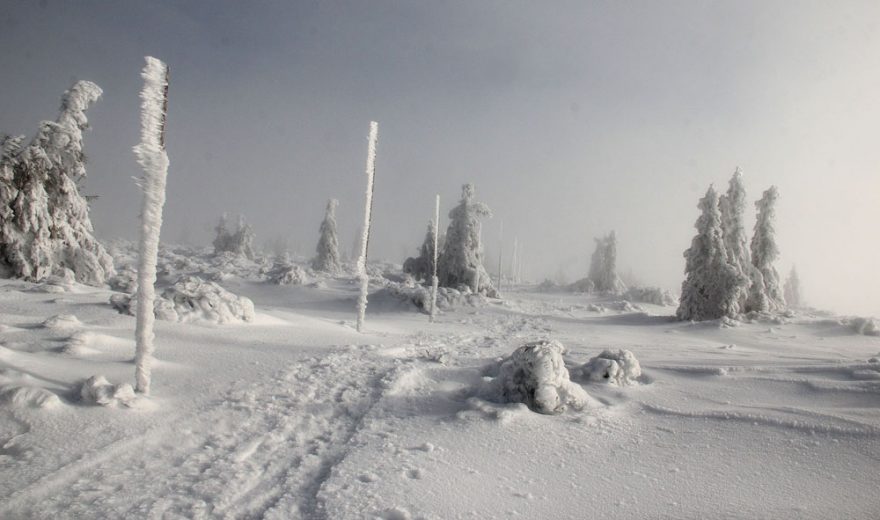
[580, 349, 642, 385]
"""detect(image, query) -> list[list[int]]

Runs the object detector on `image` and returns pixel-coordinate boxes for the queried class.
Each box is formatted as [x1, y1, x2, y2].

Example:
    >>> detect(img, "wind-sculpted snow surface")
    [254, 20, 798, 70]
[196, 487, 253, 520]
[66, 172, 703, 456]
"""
[579, 349, 642, 385]
[489, 340, 589, 414]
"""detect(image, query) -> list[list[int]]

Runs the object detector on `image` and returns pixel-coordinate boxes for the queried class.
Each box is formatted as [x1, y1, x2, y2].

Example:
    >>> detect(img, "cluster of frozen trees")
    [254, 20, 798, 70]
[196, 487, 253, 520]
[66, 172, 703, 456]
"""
[677, 169, 786, 321]
[0, 81, 114, 285]
[212, 213, 256, 259]
[401, 183, 497, 298]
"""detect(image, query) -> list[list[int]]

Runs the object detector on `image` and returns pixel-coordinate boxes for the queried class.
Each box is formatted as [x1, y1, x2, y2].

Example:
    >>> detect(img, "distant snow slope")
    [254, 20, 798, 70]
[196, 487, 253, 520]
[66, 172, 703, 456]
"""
[0, 274, 878, 518]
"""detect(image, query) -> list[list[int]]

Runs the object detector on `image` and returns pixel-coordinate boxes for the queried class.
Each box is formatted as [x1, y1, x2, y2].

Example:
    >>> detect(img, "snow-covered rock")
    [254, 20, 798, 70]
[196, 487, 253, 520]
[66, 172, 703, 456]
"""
[490, 340, 589, 414]
[579, 349, 642, 385]
[79, 375, 136, 407]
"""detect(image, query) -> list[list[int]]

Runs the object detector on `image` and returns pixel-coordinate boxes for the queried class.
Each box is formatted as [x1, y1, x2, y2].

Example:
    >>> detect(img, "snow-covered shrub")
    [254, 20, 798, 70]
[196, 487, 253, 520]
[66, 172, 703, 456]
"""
[490, 340, 589, 414]
[112, 275, 254, 324]
[377, 281, 487, 313]
[848, 317, 879, 336]
[588, 231, 626, 294]
[567, 277, 595, 294]
[438, 184, 497, 297]
[79, 375, 136, 407]
[579, 349, 642, 385]
[108, 264, 138, 293]
[677, 186, 747, 321]
[623, 286, 677, 306]
[312, 199, 341, 273]
[267, 258, 307, 285]
[0, 81, 114, 285]
[213, 213, 256, 259]
[747, 186, 785, 312]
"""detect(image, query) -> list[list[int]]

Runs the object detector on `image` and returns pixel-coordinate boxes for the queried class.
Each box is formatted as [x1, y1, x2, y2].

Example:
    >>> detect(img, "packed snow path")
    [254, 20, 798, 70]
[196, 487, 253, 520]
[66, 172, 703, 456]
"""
[1, 277, 879, 518]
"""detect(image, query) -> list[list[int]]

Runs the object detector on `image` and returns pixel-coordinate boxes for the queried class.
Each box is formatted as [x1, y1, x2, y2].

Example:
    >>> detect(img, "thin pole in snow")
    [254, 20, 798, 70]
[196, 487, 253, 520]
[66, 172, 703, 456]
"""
[356, 121, 378, 333]
[429, 194, 440, 322]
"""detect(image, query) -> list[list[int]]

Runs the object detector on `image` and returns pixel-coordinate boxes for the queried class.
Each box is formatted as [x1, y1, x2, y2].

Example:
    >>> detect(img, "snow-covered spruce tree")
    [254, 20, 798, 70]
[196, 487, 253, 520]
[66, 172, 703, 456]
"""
[784, 265, 801, 308]
[133, 57, 170, 395]
[403, 219, 437, 282]
[356, 121, 378, 332]
[0, 81, 114, 285]
[718, 168, 753, 314]
[676, 186, 746, 321]
[588, 231, 625, 294]
[312, 198, 341, 273]
[437, 183, 496, 297]
[747, 186, 785, 312]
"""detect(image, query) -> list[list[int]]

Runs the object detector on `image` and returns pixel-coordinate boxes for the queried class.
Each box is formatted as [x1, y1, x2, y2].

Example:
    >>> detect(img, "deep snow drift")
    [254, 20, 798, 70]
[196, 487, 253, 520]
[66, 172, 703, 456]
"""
[0, 248, 878, 518]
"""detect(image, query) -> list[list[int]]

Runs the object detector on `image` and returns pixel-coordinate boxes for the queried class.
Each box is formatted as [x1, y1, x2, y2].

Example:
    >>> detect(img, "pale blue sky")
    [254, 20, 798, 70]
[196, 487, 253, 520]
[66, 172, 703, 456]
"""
[2, 1, 878, 315]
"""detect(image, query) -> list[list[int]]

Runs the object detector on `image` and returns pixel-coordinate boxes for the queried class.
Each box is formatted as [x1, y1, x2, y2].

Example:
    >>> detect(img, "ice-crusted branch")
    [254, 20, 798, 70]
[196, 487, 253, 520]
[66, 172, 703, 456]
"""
[429, 194, 440, 322]
[133, 57, 170, 395]
[356, 121, 378, 332]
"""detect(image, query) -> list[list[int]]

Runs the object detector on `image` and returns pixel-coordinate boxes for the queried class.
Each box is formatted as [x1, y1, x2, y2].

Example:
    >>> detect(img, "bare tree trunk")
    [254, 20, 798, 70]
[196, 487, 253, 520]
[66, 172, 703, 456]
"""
[356, 121, 378, 333]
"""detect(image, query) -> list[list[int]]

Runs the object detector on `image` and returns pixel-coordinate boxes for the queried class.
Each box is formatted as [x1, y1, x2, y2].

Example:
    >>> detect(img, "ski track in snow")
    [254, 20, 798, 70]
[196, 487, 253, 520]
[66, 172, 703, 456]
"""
[0, 348, 394, 519]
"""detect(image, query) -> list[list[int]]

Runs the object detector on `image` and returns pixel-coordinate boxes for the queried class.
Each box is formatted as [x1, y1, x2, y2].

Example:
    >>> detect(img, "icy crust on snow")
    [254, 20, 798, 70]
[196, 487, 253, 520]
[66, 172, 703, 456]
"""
[112, 275, 255, 324]
[488, 340, 590, 414]
[578, 349, 642, 385]
[78, 375, 136, 407]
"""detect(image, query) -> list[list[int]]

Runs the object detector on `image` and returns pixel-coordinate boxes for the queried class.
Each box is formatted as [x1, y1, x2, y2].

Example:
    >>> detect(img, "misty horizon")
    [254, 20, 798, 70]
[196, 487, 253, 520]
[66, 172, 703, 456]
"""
[1, 0, 878, 317]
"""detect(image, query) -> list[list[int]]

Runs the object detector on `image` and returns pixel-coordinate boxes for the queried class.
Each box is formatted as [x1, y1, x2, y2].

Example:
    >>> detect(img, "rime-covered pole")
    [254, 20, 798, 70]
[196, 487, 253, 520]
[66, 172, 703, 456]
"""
[496, 220, 504, 294]
[429, 194, 440, 322]
[356, 121, 378, 332]
[511, 236, 519, 284]
[133, 57, 170, 395]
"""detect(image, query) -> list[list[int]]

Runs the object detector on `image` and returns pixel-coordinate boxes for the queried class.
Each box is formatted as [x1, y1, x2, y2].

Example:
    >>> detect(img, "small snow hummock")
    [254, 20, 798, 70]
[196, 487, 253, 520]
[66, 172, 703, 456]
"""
[42, 314, 82, 329]
[79, 375, 136, 407]
[490, 340, 590, 414]
[267, 261, 307, 285]
[847, 317, 879, 336]
[579, 349, 642, 385]
[0, 368, 62, 409]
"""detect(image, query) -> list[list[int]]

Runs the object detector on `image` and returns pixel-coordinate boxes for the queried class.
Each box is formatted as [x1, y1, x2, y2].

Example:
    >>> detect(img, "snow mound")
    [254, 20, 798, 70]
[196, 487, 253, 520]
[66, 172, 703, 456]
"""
[847, 317, 879, 336]
[579, 349, 642, 385]
[108, 265, 138, 293]
[63, 331, 101, 357]
[79, 375, 136, 407]
[42, 314, 82, 329]
[111, 275, 255, 324]
[0, 368, 62, 408]
[489, 340, 590, 414]
[267, 262, 308, 285]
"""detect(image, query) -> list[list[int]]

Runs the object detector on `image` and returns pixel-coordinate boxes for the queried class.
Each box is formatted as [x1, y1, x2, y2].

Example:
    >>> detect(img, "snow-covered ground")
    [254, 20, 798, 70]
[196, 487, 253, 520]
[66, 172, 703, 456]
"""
[1, 257, 878, 519]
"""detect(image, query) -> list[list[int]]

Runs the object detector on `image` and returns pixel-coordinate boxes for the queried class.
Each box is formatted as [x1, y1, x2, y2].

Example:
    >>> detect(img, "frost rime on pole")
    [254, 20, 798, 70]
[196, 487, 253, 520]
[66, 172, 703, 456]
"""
[133, 57, 170, 395]
[429, 194, 440, 322]
[356, 121, 378, 332]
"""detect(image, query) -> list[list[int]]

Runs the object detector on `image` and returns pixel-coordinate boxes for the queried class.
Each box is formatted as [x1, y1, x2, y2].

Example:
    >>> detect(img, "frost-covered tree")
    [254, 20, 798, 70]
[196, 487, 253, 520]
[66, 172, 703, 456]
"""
[747, 186, 785, 312]
[0, 81, 114, 285]
[403, 219, 437, 282]
[588, 231, 625, 294]
[784, 265, 801, 308]
[213, 213, 256, 259]
[677, 186, 746, 321]
[133, 56, 170, 396]
[438, 183, 496, 297]
[312, 198, 341, 273]
[718, 168, 753, 314]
